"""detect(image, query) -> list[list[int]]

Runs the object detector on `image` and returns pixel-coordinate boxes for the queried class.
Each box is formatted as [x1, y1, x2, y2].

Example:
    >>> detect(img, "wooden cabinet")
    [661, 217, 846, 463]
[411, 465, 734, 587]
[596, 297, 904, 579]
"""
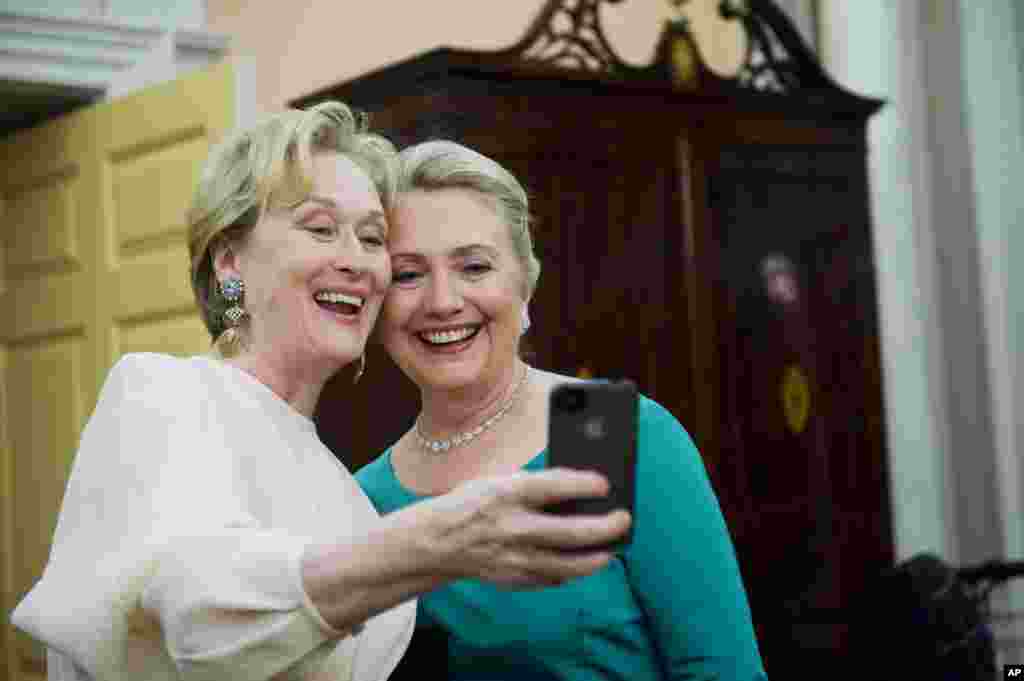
[295, 0, 893, 675]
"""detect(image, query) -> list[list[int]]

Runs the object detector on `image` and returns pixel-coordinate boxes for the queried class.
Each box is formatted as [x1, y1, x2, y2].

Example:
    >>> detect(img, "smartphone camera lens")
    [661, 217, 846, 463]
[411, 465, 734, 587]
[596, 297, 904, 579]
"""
[554, 387, 587, 412]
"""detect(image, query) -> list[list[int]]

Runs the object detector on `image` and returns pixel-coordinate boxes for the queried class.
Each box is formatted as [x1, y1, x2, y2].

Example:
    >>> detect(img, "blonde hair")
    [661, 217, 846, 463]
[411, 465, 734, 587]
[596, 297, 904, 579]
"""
[395, 141, 541, 299]
[187, 101, 397, 357]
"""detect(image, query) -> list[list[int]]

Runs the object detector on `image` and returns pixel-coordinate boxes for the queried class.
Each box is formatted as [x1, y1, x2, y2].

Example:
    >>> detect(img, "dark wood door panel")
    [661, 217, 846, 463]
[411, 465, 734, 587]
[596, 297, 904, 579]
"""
[467, 136, 694, 419]
[706, 144, 892, 670]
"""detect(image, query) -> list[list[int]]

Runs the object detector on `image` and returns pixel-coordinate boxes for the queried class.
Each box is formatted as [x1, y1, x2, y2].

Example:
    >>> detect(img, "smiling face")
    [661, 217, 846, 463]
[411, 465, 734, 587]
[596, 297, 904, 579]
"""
[214, 152, 391, 376]
[381, 187, 527, 393]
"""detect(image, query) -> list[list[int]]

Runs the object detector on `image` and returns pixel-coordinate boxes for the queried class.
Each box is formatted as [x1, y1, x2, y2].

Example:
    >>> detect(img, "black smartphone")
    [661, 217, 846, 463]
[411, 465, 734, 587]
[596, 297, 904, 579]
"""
[546, 379, 637, 549]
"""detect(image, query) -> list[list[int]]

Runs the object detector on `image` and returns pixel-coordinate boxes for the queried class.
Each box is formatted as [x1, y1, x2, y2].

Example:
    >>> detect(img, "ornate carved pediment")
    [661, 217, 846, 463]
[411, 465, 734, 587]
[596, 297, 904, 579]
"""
[495, 0, 647, 76]
[496, 0, 843, 97]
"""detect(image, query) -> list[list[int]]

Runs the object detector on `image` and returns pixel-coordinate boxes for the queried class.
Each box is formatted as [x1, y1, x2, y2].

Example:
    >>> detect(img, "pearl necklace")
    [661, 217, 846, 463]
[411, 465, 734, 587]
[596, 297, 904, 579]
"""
[415, 367, 530, 454]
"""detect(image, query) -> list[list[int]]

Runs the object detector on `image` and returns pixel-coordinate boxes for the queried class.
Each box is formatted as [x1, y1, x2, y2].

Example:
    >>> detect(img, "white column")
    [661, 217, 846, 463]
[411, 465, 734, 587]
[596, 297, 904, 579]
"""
[958, 0, 1024, 661]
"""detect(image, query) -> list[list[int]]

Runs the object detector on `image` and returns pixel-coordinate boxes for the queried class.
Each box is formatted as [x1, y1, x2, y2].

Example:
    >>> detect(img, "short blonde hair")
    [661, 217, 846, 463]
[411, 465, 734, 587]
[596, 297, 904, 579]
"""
[187, 101, 397, 356]
[395, 141, 541, 299]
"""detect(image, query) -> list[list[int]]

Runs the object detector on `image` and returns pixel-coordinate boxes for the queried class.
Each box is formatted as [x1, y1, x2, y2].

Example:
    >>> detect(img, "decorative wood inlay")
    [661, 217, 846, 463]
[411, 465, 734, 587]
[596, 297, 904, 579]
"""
[781, 364, 810, 434]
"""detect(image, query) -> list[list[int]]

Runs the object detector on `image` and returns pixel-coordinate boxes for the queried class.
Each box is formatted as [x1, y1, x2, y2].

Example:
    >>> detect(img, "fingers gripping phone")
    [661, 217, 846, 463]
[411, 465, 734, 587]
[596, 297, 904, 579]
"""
[546, 379, 637, 549]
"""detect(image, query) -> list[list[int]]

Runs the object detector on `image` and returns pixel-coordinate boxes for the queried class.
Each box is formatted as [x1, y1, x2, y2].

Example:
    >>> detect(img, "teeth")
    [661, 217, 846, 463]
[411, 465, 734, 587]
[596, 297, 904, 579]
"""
[314, 291, 364, 307]
[421, 327, 476, 344]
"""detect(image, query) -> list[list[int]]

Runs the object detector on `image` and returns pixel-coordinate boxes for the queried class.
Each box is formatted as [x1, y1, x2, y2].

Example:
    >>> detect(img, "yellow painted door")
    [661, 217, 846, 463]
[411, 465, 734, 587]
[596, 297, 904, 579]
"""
[0, 60, 234, 681]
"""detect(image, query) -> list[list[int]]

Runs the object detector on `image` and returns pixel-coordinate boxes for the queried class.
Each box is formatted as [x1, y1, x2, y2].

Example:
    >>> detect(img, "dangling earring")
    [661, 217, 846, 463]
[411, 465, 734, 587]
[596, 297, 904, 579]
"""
[215, 277, 246, 356]
[353, 353, 366, 384]
[220, 277, 246, 327]
[520, 305, 531, 334]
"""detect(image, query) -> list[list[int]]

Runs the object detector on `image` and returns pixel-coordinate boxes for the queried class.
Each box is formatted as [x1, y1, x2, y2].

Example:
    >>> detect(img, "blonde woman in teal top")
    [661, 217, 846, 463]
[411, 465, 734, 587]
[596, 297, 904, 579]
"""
[356, 140, 767, 680]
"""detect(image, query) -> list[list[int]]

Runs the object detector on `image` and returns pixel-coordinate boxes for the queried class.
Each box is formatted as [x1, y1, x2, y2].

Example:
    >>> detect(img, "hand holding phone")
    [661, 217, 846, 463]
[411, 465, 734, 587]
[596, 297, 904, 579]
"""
[546, 379, 637, 549]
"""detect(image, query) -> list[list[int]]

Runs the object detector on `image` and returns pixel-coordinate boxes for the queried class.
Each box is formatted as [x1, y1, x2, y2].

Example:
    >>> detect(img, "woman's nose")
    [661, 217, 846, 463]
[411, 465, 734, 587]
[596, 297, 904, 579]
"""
[426, 272, 463, 316]
[331, 232, 372, 277]
[333, 255, 369, 279]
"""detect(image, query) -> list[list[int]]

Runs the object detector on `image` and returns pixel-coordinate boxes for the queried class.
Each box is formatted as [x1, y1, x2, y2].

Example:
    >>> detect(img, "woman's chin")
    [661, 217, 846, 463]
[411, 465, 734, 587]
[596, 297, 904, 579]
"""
[417, 364, 485, 392]
[387, 328, 495, 391]
[313, 338, 365, 371]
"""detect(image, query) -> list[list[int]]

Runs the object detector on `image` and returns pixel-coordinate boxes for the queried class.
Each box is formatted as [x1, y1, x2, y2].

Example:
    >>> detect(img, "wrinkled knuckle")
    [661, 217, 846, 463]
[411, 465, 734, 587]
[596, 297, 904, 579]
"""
[481, 540, 502, 562]
[515, 545, 537, 570]
[488, 512, 512, 541]
[492, 477, 521, 503]
[571, 525, 590, 546]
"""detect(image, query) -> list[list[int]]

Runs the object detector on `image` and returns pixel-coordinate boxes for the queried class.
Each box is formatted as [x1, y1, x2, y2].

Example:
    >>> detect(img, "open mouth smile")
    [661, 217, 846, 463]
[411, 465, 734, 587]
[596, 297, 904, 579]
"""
[416, 325, 482, 349]
[314, 290, 365, 319]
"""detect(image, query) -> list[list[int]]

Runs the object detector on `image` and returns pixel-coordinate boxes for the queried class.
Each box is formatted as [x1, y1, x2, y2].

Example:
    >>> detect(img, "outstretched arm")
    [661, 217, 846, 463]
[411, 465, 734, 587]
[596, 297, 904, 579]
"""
[302, 469, 632, 632]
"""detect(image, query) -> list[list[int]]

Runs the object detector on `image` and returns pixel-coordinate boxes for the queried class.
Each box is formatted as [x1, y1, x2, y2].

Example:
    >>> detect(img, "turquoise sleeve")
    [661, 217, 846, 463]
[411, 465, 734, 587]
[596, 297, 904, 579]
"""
[354, 455, 393, 514]
[624, 398, 768, 680]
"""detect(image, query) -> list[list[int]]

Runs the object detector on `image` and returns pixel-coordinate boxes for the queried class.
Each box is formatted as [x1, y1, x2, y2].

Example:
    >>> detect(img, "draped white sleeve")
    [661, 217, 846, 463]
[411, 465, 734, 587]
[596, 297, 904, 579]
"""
[10, 353, 415, 681]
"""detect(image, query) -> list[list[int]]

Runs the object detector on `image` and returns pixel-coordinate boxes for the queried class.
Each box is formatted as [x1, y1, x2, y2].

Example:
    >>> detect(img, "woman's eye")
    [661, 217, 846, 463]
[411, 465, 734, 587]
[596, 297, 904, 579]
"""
[361, 236, 385, 248]
[392, 271, 421, 284]
[464, 262, 492, 276]
[307, 225, 336, 237]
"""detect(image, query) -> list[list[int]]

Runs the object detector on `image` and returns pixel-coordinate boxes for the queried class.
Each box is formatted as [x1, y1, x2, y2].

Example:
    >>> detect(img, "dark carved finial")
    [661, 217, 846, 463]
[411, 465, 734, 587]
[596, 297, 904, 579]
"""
[496, 0, 646, 75]
[715, 0, 832, 94]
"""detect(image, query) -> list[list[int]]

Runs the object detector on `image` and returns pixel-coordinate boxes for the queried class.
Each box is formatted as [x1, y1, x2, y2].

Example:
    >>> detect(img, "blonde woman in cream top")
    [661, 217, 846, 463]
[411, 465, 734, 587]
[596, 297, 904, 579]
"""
[10, 102, 631, 681]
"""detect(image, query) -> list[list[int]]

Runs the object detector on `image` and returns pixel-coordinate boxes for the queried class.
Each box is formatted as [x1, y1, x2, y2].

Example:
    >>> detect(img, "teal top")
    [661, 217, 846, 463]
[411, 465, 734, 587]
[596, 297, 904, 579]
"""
[356, 395, 768, 681]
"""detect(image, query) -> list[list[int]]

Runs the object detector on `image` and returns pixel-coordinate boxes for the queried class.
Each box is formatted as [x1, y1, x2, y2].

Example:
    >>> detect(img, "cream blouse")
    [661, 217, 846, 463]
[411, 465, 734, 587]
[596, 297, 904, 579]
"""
[11, 352, 416, 681]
